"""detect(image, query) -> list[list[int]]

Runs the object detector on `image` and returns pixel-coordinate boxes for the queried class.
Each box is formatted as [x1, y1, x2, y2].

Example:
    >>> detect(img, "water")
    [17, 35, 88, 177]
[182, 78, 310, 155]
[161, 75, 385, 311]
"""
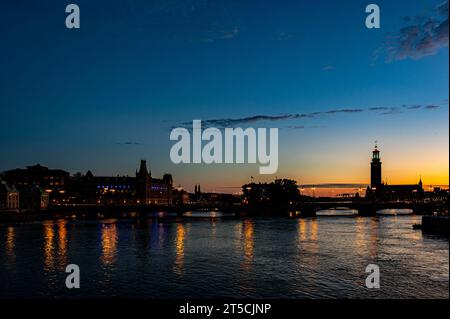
[0, 214, 448, 299]
[377, 208, 414, 215]
[316, 209, 358, 217]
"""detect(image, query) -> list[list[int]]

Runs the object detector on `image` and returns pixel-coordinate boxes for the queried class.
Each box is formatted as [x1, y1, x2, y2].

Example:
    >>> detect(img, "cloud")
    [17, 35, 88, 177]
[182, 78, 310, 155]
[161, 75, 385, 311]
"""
[277, 31, 293, 41]
[286, 125, 327, 130]
[322, 65, 335, 71]
[178, 108, 364, 128]
[368, 106, 403, 115]
[174, 102, 443, 129]
[180, 114, 293, 128]
[368, 106, 391, 111]
[323, 108, 363, 114]
[383, 1, 449, 61]
[402, 104, 423, 109]
[201, 26, 239, 42]
[115, 141, 143, 145]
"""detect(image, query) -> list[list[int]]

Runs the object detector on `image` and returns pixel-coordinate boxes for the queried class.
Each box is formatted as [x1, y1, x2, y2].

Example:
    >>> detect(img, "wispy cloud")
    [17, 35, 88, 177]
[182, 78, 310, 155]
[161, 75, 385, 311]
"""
[286, 125, 327, 130]
[368, 106, 402, 115]
[382, 0, 449, 61]
[277, 31, 293, 41]
[115, 141, 143, 145]
[174, 103, 443, 129]
[322, 65, 335, 71]
[201, 26, 239, 42]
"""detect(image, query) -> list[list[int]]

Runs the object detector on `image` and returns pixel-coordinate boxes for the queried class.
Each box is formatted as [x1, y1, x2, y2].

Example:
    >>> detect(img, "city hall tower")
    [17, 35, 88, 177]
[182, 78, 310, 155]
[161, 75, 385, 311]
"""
[370, 143, 382, 188]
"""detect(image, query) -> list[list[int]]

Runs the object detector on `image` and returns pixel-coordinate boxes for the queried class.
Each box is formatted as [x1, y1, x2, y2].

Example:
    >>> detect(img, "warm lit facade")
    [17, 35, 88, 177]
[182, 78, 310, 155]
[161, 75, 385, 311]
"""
[0, 181, 20, 211]
[2, 164, 69, 192]
[17, 184, 49, 210]
[135, 160, 173, 205]
[66, 160, 173, 205]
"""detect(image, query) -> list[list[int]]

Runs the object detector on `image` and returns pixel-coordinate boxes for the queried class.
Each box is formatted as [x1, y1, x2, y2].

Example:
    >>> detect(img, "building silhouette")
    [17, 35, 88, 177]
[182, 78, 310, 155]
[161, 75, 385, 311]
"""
[2, 164, 69, 192]
[1, 165, 59, 210]
[366, 144, 423, 201]
[1, 160, 173, 208]
[78, 160, 173, 205]
[0, 180, 20, 211]
[370, 144, 382, 189]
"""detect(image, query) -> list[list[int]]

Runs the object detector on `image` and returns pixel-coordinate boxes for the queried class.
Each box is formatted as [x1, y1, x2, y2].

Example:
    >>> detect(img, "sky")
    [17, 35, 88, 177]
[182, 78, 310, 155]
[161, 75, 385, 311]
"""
[0, 0, 448, 192]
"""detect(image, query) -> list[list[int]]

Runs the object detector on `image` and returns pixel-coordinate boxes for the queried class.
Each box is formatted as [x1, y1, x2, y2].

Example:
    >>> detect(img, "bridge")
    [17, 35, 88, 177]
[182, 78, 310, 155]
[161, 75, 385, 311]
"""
[1, 199, 443, 223]
[237, 200, 445, 217]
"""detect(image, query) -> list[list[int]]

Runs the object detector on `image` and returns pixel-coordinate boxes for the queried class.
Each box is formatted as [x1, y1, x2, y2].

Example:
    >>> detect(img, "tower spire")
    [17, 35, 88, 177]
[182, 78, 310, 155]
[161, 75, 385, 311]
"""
[370, 141, 382, 188]
[138, 159, 149, 177]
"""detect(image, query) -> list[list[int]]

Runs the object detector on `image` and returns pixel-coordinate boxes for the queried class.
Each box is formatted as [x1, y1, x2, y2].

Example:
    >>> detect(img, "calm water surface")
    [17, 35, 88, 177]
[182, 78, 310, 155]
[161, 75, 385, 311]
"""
[0, 213, 448, 298]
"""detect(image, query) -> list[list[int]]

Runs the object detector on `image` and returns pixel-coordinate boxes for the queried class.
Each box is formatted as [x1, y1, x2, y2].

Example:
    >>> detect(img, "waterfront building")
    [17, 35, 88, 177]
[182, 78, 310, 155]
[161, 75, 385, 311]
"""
[193, 184, 202, 202]
[172, 186, 190, 205]
[94, 176, 136, 205]
[1, 161, 174, 207]
[2, 164, 70, 205]
[2, 164, 69, 192]
[16, 184, 49, 210]
[365, 144, 424, 201]
[135, 159, 152, 204]
[149, 174, 173, 205]
[64, 160, 173, 205]
[135, 160, 173, 205]
[242, 179, 300, 206]
[0, 181, 20, 211]
[370, 144, 382, 188]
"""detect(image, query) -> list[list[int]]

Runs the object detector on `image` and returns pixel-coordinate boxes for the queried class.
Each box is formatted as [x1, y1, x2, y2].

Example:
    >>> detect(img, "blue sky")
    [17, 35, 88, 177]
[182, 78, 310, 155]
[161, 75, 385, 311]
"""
[0, 0, 448, 191]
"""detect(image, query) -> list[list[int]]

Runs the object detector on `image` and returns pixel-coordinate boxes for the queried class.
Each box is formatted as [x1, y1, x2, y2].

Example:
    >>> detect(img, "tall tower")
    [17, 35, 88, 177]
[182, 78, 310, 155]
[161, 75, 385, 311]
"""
[370, 143, 382, 188]
[136, 160, 151, 204]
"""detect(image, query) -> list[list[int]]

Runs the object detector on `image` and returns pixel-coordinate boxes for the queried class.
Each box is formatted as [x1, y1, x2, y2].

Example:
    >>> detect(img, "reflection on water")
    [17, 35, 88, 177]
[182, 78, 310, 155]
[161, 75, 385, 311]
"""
[211, 218, 217, 238]
[297, 218, 318, 242]
[377, 208, 413, 215]
[158, 222, 166, 248]
[183, 211, 228, 218]
[355, 217, 366, 253]
[368, 218, 379, 258]
[298, 219, 307, 241]
[297, 218, 319, 271]
[43, 221, 55, 272]
[100, 222, 118, 266]
[243, 220, 254, 269]
[354, 217, 379, 258]
[5, 227, 15, 267]
[317, 209, 358, 216]
[6, 226, 14, 254]
[0, 215, 448, 298]
[42, 220, 69, 271]
[310, 219, 318, 242]
[173, 223, 185, 276]
[57, 220, 68, 270]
